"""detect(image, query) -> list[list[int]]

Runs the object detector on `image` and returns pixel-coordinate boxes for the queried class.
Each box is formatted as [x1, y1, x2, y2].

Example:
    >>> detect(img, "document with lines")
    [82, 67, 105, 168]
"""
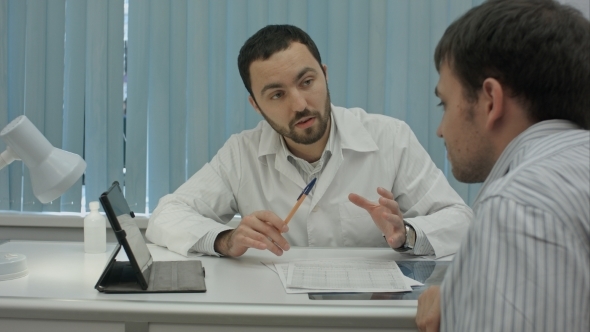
[264, 258, 413, 293]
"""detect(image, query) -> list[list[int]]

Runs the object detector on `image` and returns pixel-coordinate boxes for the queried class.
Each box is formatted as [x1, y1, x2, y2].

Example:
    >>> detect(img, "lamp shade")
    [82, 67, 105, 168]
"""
[0, 115, 86, 203]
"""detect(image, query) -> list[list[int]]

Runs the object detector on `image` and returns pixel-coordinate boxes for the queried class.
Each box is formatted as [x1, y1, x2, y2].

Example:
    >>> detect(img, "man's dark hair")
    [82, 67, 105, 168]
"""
[435, 0, 590, 129]
[238, 24, 323, 98]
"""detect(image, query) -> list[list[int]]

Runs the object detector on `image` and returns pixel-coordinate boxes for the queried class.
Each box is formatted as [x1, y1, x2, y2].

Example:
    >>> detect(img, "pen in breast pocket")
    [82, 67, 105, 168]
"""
[283, 178, 317, 225]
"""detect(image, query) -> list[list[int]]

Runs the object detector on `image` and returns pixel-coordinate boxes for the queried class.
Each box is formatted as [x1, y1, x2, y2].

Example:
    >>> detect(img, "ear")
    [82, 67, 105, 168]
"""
[322, 64, 328, 82]
[248, 95, 261, 114]
[480, 78, 505, 131]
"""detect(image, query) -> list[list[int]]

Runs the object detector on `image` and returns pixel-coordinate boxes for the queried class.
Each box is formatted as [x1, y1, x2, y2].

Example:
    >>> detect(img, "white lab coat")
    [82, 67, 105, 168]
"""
[147, 106, 472, 258]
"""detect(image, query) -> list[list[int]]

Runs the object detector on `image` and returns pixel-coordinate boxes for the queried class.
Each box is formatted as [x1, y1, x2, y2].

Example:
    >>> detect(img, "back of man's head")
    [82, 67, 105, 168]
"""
[238, 24, 323, 99]
[435, 0, 590, 129]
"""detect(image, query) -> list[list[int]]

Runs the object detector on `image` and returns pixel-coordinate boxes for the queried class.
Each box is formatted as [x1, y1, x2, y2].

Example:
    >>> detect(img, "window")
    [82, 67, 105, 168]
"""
[1, 0, 488, 216]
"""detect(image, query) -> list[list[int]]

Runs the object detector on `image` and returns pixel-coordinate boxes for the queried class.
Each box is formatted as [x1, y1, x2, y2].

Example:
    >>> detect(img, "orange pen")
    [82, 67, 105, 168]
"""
[283, 178, 317, 225]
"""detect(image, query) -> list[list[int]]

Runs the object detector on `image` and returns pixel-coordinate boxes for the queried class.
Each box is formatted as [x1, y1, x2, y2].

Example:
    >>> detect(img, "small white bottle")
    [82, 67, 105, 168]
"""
[84, 201, 106, 253]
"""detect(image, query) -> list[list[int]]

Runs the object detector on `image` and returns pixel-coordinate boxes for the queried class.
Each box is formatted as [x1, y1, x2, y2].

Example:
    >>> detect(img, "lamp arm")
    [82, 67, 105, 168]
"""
[0, 146, 21, 170]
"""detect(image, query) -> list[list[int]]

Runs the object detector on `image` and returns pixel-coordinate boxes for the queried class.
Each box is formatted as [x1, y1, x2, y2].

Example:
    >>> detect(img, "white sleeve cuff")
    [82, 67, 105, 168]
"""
[191, 227, 232, 256]
[405, 219, 435, 256]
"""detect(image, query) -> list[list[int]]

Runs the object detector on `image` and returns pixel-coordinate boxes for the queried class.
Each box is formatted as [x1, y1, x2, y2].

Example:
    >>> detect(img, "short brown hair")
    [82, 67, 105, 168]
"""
[435, 0, 590, 129]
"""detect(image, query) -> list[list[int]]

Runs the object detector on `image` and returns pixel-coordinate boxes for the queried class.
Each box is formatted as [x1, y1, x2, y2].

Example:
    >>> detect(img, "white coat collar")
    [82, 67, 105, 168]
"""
[257, 104, 378, 160]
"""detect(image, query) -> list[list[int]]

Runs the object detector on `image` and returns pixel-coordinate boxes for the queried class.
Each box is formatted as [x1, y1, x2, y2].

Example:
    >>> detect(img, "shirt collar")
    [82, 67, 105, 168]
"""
[334, 105, 379, 152]
[257, 104, 378, 159]
[473, 119, 580, 205]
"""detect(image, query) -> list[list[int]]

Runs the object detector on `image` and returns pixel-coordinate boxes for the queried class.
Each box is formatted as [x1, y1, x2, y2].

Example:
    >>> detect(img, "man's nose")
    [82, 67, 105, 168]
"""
[436, 123, 443, 138]
[289, 89, 307, 113]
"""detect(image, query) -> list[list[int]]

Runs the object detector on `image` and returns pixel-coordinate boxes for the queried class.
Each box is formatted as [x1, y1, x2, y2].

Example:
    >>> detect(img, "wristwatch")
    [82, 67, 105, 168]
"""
[393, 221, 416, 252]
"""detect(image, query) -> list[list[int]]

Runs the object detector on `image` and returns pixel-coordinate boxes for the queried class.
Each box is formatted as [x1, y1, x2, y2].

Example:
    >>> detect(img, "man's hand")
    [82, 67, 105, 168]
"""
[348, 187, 406, 248]
[214, 210, 290, 257]
[416, 286, 441, 332]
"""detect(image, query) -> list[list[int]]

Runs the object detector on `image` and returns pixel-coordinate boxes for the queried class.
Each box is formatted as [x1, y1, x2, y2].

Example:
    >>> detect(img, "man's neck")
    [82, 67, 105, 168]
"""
[489, 107, 535, 166]
[284, 119, 331, 163]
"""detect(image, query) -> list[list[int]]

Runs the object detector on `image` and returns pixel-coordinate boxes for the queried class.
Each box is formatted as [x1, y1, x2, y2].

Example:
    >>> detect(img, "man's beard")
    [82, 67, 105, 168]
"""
[447, 105, 494, 184]
[449, 146, 492, 184]
[258, 89, 332, 145]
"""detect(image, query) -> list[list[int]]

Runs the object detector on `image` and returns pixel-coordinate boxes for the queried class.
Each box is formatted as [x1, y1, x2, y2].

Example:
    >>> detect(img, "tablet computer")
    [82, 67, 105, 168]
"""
[95, 181, 206, 293]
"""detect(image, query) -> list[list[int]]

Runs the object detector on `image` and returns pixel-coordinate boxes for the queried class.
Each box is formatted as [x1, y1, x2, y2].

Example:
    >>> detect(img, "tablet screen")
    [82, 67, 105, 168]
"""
[102, 182, 153, 276]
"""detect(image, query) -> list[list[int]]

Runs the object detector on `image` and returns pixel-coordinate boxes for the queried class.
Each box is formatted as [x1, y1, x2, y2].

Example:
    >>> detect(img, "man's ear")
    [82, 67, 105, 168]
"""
[248, 95, 261, 114]
[481, 78, 505, 131]
[322, 64, 328, 82]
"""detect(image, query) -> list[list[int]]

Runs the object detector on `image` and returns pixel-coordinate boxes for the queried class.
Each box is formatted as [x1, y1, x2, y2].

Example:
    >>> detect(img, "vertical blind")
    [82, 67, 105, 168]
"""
[0, 0, 124, 212]
[1, 0, 487, 214]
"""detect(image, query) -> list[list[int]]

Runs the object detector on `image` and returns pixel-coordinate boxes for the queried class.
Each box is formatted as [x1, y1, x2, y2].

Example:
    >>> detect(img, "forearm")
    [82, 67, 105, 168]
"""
[406, 203, 471, 257]
[147, 195, 234, 256]
[146, 162, 239, 256]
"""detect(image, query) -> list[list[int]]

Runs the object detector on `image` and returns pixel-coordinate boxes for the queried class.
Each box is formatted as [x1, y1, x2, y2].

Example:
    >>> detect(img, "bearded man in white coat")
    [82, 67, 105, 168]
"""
[146, 25, 472, 258]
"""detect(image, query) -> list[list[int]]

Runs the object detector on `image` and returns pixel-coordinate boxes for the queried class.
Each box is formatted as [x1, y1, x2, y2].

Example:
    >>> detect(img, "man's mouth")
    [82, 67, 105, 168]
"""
[294, 116, 316, 129]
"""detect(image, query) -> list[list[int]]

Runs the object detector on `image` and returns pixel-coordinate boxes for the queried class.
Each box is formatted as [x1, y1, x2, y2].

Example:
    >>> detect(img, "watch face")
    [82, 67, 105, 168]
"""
[405, 224, 416, 249]
[408, 231, 416, 248]
[390, 223, 416, 252]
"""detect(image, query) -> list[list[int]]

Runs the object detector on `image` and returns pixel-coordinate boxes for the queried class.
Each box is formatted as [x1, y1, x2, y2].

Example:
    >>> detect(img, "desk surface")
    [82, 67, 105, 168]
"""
[0, 240, 442, 330]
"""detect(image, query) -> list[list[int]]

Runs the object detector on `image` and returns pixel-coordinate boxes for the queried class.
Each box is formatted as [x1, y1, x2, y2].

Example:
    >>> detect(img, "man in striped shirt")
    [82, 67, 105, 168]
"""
[416, 0, 590, 331]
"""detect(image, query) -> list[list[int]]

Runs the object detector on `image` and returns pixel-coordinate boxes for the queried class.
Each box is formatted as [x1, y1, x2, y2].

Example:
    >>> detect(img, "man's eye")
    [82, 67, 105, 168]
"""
[271, 92, 283, 100]
[302, 79, 312, 86]
[437, 101, 445, 108]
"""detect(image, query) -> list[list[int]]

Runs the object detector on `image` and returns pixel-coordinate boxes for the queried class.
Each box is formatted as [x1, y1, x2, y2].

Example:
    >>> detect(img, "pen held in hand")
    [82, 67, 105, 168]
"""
[283, 178, 317, 225]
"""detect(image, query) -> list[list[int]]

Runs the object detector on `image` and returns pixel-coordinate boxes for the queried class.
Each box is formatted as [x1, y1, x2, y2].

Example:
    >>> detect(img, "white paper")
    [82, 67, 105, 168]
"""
[404, 276, 423, 287]
[263, 259, 420, 293]
[286, 259, 411, 292]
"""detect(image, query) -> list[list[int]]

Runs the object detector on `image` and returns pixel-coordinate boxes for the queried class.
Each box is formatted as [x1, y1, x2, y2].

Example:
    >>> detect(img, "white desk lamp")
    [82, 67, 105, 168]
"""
[0, 115, 86, 281]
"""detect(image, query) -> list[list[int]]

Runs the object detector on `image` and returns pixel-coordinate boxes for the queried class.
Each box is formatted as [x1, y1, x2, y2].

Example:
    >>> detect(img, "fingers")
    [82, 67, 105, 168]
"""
[349, 188, 406, 249]
[382, 212, 406, 248]
[232, 226, 285, 256]
[348, 193, 380, 210]
[244, 213, 291, 251]
[416, 286, 441, 332]
[377, 187, 401, 217]
[349, 188, 399, 215]
[224, 210, 291, 257]
[251, 210, 290, 233]
[376, 186, 394, 200]
[348, 193, 390, 233]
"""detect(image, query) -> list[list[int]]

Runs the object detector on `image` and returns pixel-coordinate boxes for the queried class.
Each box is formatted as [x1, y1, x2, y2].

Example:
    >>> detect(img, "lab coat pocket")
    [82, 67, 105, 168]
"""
[339, 202, 388, 247]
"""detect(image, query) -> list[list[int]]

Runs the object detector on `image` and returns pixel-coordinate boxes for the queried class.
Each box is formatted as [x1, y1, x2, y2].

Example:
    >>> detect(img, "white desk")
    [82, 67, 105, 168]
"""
[0, 240, 435, 332]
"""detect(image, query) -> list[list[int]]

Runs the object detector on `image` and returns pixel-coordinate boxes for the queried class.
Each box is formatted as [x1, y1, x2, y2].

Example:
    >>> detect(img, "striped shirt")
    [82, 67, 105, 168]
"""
[441, 120, 590, 332]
